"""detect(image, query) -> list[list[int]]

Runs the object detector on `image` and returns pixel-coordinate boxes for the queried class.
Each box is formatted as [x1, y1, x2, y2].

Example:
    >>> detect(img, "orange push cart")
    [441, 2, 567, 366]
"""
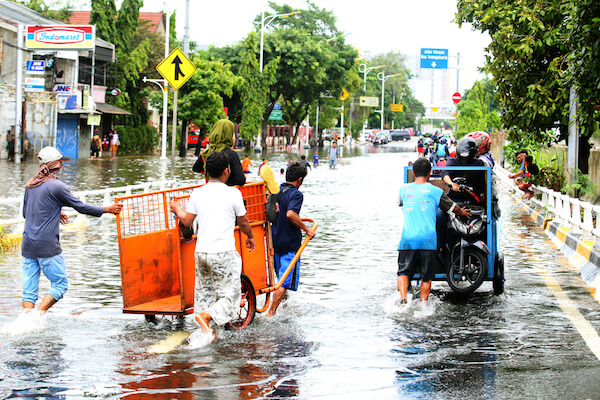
[115, 181, 317, 328]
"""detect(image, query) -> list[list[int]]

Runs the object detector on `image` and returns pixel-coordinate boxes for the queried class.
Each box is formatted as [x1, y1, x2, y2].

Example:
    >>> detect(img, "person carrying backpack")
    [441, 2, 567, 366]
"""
[433, 137, 449, 166]
[266, 162, 315, 317]
[90, 131, 101, 160]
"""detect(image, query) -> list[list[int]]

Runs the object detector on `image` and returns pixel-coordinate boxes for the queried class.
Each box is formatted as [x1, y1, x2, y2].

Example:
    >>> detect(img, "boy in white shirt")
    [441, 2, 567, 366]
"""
[170, 152, 255, 340]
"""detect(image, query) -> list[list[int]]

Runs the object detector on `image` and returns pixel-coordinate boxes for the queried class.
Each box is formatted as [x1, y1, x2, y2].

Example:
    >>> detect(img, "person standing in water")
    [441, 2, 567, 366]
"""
[396, 158, 470, 305]
[171, 151, 256, 341]
[328, 141, 340, 169]
[21, 147, 122, 313]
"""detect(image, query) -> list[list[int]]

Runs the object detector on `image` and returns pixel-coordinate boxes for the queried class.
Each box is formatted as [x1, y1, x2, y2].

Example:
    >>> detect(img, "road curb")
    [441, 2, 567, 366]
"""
[509, 192, 600, 301]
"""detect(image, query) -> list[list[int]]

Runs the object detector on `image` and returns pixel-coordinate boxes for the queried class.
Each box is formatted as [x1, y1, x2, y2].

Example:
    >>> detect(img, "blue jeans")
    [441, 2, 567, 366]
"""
[22, 254, 68, 304]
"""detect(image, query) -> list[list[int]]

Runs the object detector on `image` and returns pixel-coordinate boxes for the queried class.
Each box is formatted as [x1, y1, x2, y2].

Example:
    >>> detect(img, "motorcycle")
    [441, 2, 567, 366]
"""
[442, 177, 491, 293]
[403, 165, 504, 295]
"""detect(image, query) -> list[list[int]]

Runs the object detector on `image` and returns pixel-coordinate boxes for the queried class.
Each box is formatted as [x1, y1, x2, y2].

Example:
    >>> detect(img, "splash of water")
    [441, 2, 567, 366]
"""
[383, 291, 438, 319]
[187, 329, 215, 349]
[0, 309, 47, 336]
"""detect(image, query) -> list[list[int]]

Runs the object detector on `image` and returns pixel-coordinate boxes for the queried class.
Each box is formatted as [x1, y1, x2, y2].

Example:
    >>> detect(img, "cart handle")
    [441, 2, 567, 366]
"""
[270, 218, 318, 292]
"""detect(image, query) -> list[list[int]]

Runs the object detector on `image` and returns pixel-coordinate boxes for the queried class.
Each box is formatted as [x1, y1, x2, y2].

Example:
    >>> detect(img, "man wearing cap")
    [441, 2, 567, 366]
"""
[21, 147, 122, 312]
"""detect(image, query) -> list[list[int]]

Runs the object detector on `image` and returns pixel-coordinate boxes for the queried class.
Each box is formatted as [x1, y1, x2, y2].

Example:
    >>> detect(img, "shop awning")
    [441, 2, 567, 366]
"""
[95, 102, 132, 115]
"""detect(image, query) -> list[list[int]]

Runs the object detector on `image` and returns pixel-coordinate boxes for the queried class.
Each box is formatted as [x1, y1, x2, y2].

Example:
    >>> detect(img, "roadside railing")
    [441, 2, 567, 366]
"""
[0, 180, 177, 234]
[495, 166, 600, 239]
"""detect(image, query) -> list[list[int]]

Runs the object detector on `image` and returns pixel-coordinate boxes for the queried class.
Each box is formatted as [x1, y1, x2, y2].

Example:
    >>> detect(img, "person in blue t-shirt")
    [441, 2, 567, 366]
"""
[266, 162, 316, 316]
[397, 158, 470, 305]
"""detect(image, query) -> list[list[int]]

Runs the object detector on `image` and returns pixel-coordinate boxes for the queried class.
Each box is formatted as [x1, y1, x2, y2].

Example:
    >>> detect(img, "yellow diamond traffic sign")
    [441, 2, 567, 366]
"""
[156, 47, 197, 90]
[340, 88, 349, 101]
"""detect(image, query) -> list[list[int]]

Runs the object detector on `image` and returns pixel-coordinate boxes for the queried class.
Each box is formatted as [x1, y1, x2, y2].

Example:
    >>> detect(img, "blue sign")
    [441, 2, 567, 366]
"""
[273, 102, 281, 110]
[420, 48, 448, 69]
[26, 60, 45, 74]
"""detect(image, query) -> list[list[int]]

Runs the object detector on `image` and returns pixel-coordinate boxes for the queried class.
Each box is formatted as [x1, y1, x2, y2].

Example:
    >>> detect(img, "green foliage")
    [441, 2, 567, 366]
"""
[16, 0, 73, 22]
[90, 0, 118, 42]
[565, 0, 600, 135]
[369, 52, 424, 130]
[456, 0, 570, 140]
[115, 125, 158, 155]
[456, 78, 500, 137]
[176, 54, 241, 132]
[238, 32, 279, 146]
[562, 171, 599, 199]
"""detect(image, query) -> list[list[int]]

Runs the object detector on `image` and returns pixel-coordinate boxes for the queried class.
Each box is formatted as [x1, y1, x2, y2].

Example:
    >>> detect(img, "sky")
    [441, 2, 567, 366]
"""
[134, 0, 491, 105]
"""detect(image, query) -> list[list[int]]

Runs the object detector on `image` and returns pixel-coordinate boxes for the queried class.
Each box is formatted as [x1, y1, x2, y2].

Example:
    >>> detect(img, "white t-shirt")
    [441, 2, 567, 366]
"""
[111, 133, 119, 145]
[186, 181, 247, 253]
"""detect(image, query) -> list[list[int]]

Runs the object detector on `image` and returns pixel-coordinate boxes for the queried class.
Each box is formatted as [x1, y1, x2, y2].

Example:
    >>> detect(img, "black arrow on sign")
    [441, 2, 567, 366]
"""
[172, 55, 185, 80]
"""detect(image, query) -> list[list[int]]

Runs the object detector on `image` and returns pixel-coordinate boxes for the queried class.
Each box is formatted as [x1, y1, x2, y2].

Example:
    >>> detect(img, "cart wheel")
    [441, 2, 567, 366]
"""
[226, 273, 256, 330]
[447, 248, 487, 294]
[493, 252, 505, 295]
[145, 314, 158, 324]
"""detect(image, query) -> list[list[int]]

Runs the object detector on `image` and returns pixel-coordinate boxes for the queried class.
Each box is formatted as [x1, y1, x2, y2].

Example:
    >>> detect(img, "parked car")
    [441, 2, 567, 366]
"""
[390, 129, 410, 141]
[187, 129, 200, 149]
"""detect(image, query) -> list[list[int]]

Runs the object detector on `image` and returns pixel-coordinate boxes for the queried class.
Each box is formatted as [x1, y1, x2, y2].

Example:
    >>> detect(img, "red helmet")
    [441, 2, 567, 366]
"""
[466, 131, 491, 155]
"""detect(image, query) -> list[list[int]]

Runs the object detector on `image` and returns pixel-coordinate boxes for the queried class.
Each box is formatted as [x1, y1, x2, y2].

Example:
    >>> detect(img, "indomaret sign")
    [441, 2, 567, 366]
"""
[26, 26, 95, 49]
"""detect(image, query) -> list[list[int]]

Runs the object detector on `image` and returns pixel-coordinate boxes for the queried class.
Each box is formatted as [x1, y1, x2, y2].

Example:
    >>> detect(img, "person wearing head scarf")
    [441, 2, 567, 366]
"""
[21, 147, 122, 313]
[192, 119, 246, 186]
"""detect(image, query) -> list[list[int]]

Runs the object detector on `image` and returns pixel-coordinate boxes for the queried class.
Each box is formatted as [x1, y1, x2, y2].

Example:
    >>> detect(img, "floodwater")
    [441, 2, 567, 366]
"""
[1, 139, 600, 399]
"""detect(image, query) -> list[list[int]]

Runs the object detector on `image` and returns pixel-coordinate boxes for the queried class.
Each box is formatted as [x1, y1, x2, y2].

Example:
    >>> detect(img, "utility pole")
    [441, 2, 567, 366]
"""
[568, 86, 579, 186]
[14, 24, 23, 164]
[179, 0, 191, 157]
[160, 6, 169, 160]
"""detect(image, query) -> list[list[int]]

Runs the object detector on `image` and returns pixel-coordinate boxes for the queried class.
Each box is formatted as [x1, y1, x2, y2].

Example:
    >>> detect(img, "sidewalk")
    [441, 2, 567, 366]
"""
[506, 188, 600, 303]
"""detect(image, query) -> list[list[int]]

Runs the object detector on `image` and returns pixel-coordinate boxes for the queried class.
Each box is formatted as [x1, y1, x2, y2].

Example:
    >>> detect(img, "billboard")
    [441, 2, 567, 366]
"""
[26, 26, 95, 49]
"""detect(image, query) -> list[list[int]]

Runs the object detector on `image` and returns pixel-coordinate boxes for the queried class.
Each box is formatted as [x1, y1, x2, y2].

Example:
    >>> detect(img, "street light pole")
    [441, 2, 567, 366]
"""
[143, 77, 168, 160]
[358, 63, 384, 92]
[377, 72, 401, 131]
[334, 104, 344, 140]
[257, 9, 300, 151]
[259, 10, 301, 73]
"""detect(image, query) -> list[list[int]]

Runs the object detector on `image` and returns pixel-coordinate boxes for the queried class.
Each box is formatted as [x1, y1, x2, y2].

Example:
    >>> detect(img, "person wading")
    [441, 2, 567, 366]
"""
[171, 151, 256, 341]
[21, 147, 122, 312]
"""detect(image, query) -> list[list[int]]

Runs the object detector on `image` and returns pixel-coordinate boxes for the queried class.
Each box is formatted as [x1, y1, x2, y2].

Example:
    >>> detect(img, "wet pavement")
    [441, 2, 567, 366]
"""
[1, 139, 600, 399]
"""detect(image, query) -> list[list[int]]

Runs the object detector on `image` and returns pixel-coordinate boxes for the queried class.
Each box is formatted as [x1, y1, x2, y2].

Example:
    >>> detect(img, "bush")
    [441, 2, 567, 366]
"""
[115, 125, 158, 155]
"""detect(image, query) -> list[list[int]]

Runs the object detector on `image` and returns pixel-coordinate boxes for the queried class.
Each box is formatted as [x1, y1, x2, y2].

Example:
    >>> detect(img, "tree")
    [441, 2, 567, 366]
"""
[176, 52, 241, 134]
[89, 0, 117, 42]
[566, 0, 600, 138]
[238, 32, 279, 147]
[454, 0, 595, 170]
[258, 2, 358, 146]
[370, 51, 424, 130]
[455, 77, 500, 137]
[15, 0, 73, 22]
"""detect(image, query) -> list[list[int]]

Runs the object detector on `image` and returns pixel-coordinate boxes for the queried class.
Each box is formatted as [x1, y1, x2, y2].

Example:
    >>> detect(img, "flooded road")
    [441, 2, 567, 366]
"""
[1, 141, 600, 399]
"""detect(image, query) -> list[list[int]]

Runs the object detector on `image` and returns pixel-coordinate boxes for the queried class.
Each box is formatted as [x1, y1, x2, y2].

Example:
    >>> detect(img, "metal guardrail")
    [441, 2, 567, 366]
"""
[0, 180, 177, 233]
[495, 166, 600, 239]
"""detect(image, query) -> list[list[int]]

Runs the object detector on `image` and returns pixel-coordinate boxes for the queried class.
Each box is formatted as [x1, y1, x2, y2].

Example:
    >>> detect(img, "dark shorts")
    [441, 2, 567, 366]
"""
[397, 250, 435, 282]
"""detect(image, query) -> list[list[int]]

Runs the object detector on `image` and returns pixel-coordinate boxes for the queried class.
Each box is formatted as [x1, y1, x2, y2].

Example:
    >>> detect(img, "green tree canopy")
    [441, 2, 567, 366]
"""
[455, 77, 500, 137]
[370, 51, 424, 130]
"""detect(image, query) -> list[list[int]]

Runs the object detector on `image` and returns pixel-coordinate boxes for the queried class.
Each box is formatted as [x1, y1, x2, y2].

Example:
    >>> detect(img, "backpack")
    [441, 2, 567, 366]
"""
[436, 143, 446, 157]
[266, 186, 292, 223]
[91, 139, 99, 151]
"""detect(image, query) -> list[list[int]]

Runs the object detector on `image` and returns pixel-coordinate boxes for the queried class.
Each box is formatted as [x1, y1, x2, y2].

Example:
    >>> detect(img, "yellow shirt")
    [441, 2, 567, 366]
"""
[259, 165, 279, 195]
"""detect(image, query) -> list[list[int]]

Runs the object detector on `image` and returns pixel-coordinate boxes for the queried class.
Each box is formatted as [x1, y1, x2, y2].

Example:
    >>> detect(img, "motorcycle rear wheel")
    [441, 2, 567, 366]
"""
[447, 248, 487, 294]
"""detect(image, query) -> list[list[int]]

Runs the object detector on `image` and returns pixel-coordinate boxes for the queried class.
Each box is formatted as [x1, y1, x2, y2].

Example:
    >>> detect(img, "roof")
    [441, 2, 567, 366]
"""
[68, 11, 164, 33]
[0, 0, 114, 51]
[95, 102, 131, 115]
